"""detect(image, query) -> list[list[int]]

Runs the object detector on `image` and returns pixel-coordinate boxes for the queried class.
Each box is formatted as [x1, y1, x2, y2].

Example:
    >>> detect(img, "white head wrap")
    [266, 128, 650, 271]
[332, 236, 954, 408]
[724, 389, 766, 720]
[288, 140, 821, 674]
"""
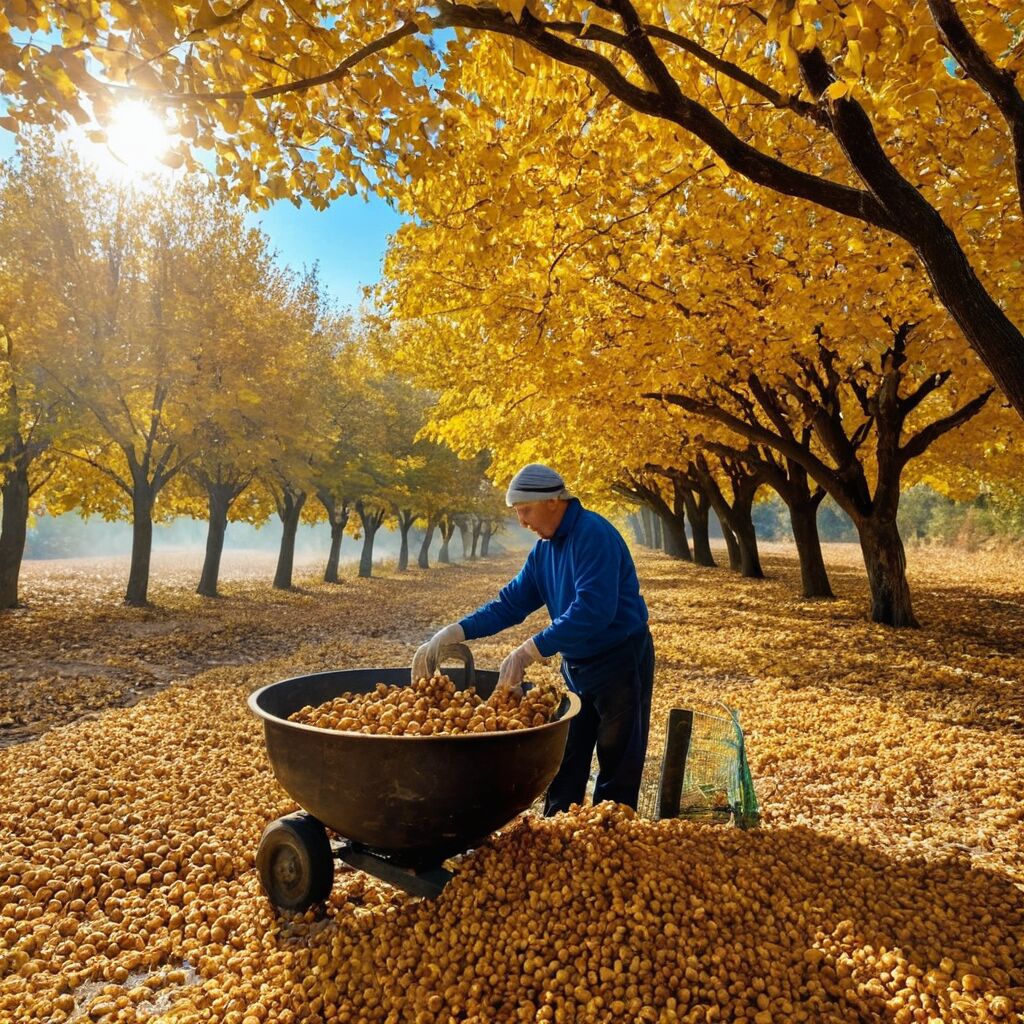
[505, 464, 573, 506]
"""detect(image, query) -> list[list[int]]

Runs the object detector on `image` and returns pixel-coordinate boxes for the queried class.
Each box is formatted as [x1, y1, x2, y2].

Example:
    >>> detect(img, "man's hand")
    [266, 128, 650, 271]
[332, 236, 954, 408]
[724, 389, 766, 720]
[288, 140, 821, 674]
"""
[411, 623, 465, 682]
[496, 637, 542, 694]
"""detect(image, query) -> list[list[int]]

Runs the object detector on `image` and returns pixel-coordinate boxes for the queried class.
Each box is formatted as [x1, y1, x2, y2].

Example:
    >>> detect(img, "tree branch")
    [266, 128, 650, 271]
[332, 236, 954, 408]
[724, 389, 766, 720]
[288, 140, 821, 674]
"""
[433, 3, 899, 232]
[117, 20, 420, 103]
[27, 460, 59, 499]
[747, 374, 796, 440]
[54, 447, 132, 496]
[900, 388, 994, 464]
[927, 0, 1024, 216]
[643, 389, 846, 497]
[900, 370, 952, 416]
[848, 416, 875, 454]
[545, 16, 826, 125]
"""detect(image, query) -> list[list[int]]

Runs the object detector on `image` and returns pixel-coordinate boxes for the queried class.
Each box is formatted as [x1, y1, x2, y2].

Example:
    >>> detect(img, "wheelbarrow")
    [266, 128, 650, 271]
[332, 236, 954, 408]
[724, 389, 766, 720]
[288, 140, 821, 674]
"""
[247, 646, 580, 909]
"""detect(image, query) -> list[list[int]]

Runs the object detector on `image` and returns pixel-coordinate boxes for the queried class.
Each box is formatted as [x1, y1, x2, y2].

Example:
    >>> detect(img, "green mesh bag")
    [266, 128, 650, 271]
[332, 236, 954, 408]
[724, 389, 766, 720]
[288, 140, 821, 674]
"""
[639, 702, 760, 829]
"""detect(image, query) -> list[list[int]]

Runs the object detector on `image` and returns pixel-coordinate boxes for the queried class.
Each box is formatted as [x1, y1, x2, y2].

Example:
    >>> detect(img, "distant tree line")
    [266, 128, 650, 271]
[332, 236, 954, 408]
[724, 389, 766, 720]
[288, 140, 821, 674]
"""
[629, 485, 1024, 561]
[0, 135, 507, 610]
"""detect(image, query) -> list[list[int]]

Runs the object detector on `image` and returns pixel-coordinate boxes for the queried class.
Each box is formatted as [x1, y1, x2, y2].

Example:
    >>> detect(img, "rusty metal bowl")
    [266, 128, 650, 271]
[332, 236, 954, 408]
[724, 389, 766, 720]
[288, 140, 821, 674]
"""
[248, 651, 579, 871]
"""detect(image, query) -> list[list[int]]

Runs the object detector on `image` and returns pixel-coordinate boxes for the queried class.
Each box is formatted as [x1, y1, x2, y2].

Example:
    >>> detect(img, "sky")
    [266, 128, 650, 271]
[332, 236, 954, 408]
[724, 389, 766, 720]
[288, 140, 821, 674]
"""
[246, 192, 406, 311]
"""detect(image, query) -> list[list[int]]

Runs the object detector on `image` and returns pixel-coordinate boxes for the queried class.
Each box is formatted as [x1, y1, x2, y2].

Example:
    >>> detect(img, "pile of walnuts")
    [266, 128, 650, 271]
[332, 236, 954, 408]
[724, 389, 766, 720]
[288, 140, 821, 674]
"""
[288, 672, 564, 735]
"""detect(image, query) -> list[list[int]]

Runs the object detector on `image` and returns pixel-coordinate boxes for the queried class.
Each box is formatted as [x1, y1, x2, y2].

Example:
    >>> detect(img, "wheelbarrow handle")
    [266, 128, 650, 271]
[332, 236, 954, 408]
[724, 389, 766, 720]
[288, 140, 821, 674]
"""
[437, 642, 476, 689]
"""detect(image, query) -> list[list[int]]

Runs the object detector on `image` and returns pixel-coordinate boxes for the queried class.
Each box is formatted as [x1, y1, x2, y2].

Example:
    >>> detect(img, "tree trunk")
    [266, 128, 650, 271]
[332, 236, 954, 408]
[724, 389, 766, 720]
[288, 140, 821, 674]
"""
[668, 478, 693, 561]
[356, 501, 384, 579]
[698, 461, 763, 578]
[626, 512, 644, 545]
[731, 499, 764, 580]
[651, 511, 663, 550]
[757, 459, 832, 599]
[273, 490, 306, 591]
[480, 521, 493, 558]
[658, 510, 692, 560]
[0, 460, 30, 610]
[437, 516, 457, 564]
[639, 506, 655, 547]
[418, 518, 437, 569]
[317, 492, 349, 584]
[359, 521, 380, 578]
[324, 519, 345, 583]
[720, 517, 742, 572]
[197, 486, 230, 598]
[856, 515, 919, 627]
[683, 490, 715, 567]
[470, 518, 482, 559]
[787, 498, 833, 599]
[456, 517, 471, 560]
[125, 483, 155, 607]
[397, 511, 414, 572]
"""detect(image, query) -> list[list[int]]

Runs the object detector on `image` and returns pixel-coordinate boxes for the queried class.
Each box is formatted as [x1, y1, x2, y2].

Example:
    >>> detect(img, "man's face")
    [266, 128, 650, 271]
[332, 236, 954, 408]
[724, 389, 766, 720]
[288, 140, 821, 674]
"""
[514, 499, 568, 540]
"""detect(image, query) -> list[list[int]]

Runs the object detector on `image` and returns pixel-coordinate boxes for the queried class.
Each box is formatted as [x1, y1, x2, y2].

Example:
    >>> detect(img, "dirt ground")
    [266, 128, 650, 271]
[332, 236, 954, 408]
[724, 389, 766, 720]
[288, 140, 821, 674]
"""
[1, 549, 448, 746]
[1, 542, 1022, 1023]
[3, 542, 1021, 748]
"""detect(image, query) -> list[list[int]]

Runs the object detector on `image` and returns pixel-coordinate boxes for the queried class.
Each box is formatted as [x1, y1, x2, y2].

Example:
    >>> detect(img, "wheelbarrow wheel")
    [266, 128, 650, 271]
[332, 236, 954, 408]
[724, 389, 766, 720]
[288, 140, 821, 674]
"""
[256, 813, 334, 911]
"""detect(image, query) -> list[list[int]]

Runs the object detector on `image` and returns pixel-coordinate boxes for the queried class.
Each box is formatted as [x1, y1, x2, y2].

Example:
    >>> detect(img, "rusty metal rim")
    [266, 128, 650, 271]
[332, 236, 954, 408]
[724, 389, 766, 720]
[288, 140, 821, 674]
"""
[247, 673, 581, 741]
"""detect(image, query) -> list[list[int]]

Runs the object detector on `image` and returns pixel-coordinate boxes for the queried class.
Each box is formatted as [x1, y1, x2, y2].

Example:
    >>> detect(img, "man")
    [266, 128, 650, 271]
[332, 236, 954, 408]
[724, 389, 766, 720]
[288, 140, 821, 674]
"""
[412, 463, 655, 814]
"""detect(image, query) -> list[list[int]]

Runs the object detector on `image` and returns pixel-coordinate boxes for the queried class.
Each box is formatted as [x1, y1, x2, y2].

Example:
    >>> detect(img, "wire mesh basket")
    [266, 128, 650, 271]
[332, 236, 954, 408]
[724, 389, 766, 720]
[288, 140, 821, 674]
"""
[638, 702, 760, 829]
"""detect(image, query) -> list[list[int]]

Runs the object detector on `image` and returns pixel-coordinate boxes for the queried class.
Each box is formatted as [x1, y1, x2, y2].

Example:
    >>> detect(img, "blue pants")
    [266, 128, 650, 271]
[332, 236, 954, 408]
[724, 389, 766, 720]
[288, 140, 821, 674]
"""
[544, 629, 655, 815]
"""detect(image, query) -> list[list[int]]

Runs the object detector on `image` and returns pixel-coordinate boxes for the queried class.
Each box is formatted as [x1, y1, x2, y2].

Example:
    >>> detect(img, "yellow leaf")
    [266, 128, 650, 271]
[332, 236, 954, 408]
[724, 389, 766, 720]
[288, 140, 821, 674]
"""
[845, 40, 863, 76]
[504, 0, 527, 21]
[824, 81, 850, 101]
[191, 0, 226, 32]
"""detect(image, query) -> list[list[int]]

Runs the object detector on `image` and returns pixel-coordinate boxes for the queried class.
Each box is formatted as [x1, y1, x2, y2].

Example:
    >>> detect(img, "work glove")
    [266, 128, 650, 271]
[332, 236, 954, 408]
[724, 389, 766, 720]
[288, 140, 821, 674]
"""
[496, 637, 543, 694]
[411, 622, 465, 683]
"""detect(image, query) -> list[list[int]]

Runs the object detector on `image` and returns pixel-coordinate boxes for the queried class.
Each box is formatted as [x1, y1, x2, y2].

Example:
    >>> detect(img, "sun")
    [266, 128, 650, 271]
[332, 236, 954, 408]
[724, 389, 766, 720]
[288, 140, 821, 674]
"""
[72, 100, 180, 184]
[106, 101, 173, 171]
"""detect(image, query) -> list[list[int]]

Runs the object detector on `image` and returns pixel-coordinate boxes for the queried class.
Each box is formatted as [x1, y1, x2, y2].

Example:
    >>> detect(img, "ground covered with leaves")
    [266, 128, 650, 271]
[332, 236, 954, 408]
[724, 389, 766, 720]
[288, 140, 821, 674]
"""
[1, 543, 1022, 1023]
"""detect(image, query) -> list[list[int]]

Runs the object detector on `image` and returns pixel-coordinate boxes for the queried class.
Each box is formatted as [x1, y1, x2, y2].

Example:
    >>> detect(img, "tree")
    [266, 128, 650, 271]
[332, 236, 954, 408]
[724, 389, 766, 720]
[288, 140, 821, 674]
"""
[691, 453, 767, 580]
[308, 335, 374, 584]
[717, 447, 832, 599]
[374, 82, 1016, 623]
[184, 248, 294, 598]
[648, 325, 994, 626]
[318, 366, 441, 581]
[21, 171, 235, 606]
[5, 0, 1024, 422]
[468, 473, 510, 560]
[405, 441, 488, 571]
[374, 376, 434, 574]
[613, 470, 692, 562]
[256, 270, 347, 591]
[0, 140, 73, 608]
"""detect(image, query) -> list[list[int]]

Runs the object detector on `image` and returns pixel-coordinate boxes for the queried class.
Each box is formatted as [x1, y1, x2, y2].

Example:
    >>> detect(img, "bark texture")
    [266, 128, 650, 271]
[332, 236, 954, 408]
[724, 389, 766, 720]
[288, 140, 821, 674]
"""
[197, 486, 229, 598]
[273, 488, 306, 591]
[0, 462, 29, 610]
[124, 482, 155, 607]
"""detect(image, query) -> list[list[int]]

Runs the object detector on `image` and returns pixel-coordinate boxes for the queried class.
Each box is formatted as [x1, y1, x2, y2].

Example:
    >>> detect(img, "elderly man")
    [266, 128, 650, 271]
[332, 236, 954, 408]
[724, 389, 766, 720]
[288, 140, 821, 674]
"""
[412, 463, 655, 814]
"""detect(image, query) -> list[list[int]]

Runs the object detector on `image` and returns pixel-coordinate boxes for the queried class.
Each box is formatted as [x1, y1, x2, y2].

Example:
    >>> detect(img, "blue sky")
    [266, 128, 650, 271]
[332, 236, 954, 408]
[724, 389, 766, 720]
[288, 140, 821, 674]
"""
[246, 193, 406, 311]
[0, 128, 406, 310]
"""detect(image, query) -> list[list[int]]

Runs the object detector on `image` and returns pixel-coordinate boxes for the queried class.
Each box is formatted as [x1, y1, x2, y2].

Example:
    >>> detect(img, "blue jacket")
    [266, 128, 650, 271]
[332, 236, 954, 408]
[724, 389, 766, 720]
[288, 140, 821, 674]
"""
[459, 499, 648, 660]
